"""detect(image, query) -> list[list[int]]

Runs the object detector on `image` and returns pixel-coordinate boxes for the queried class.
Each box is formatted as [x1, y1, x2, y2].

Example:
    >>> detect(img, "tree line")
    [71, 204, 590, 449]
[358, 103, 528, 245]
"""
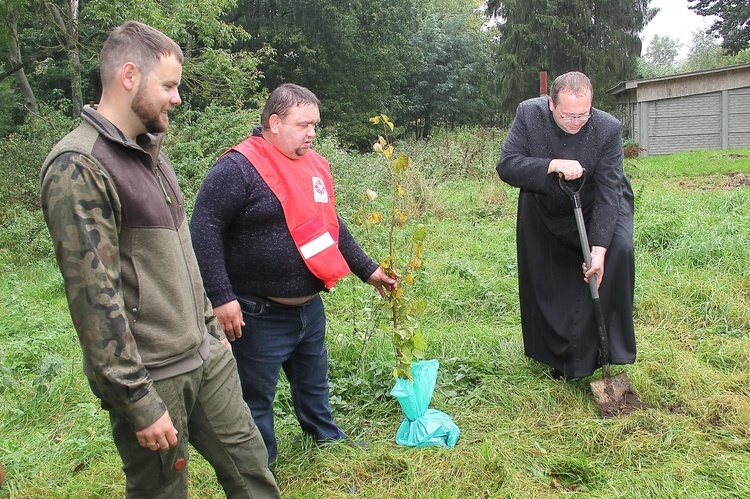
[639, 0, 750, 79]
[1, 0, 747, 148]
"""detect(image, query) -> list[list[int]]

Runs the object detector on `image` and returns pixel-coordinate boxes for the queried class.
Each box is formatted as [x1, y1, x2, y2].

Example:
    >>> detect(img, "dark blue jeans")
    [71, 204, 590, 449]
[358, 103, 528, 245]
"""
[234, 294, 346, 464]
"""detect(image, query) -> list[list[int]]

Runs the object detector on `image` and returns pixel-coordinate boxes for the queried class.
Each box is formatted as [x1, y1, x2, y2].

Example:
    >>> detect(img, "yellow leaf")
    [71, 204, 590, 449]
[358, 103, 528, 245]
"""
[381, 114, 393, 131]
[412, 224, 426, 242]
[394, 153, 409, 174]
[412, 299, 427, 315]
[365, 189, 378, 201]
[398, 211, 408, 227]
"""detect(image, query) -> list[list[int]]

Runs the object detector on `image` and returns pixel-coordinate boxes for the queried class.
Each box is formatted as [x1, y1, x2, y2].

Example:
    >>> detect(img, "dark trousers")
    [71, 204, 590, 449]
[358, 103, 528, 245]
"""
[105, 337, 280, 498]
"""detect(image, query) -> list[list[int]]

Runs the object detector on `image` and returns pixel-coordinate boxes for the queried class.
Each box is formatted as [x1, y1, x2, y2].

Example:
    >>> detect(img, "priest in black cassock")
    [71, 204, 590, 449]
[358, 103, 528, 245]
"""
[497, 71, 636, 381]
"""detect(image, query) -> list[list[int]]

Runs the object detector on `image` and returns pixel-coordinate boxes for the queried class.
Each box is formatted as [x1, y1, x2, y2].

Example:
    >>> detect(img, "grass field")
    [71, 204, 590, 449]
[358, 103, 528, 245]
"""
[1, 142, 749, 498]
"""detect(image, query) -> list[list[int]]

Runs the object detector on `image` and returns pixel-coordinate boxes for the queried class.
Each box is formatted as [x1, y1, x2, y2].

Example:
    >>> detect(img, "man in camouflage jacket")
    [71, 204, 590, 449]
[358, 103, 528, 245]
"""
[40, 21, 279, 498]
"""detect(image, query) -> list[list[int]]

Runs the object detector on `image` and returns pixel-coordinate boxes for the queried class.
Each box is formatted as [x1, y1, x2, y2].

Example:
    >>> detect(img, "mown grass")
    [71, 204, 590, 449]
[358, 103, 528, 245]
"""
[1, 141, 749, 498]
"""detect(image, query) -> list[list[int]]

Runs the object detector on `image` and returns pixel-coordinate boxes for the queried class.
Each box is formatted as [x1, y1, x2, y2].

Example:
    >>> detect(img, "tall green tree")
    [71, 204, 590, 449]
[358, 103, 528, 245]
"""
[486, 0, 657, 120]
[1, 0, 263, 131]
[689, 0, 750, 54]
[637, 34, 681, 77]
[403, 4, 494, 138]
[45, 0, 83, 116]
[645, 34, 681, 70]
[83, 0, 263, 109]
[680, 27, 725, 72]
[0, 0, 38, 115]
[232, 0, 424, 148]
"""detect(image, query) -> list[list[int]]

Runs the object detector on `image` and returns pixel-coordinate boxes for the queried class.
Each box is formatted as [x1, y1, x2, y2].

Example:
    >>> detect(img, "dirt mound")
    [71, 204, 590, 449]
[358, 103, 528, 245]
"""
[591, 373, 650, 418]
[720, 172, 750, 188]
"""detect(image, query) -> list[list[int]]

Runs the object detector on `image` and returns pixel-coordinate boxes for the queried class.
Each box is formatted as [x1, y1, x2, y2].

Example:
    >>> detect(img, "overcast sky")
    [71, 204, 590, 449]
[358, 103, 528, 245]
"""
[640, 0, 716, 59]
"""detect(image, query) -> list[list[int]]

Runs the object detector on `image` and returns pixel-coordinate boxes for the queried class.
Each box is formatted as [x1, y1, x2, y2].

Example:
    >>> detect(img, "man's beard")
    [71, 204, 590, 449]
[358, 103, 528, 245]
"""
[131, 85, 167, 134]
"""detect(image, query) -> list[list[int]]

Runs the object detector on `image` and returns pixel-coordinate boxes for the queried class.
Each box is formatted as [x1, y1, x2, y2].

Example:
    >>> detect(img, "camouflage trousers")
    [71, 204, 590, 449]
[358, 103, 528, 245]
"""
[105, 337, 280, 498]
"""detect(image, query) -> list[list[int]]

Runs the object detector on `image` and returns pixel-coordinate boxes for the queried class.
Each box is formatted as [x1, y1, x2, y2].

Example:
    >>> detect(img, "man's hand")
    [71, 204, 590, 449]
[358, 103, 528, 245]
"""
[549, 159, 584, 180]
[366, 267, 398, 297]
[135, 410, 179, 451]
[213, 300, 244, 341]
[583, 246, 606, 289]
[220, 337, 233, 352]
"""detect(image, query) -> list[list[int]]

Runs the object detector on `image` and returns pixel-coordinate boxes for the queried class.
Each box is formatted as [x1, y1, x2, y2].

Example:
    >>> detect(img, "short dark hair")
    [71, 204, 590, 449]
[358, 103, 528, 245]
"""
[550, 71, 593, 103]
[261, 83, 320, 129]
[100, 21, 183, 88]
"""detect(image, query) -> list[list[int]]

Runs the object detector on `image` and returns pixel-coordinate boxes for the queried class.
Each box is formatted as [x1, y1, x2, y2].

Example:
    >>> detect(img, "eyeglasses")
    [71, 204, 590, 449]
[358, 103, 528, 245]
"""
[558, 110, 591, 123]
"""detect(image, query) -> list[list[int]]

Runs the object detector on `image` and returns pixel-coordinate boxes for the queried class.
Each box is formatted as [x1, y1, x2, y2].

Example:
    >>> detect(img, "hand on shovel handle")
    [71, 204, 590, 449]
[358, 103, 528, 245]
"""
[558, 172, 648, 418]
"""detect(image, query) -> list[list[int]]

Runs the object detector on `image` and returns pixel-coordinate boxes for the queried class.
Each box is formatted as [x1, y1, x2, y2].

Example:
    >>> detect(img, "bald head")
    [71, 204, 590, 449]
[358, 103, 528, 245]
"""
[550, 71, 593, 103]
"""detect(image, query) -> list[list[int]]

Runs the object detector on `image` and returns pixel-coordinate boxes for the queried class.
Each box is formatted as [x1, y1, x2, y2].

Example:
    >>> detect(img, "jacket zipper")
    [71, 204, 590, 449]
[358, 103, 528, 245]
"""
[154, 165, 173, 204]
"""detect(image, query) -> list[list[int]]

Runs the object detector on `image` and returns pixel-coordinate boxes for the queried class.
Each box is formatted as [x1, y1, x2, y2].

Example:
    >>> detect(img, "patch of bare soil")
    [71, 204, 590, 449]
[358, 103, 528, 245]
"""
[591, 373, 650, 418]
[718, 172, 750, 188]
[676, 173, 750, 191]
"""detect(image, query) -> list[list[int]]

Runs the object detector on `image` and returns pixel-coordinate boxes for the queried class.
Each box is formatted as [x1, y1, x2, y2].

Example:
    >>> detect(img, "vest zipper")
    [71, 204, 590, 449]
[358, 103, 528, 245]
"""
[156, 171, 173, 204]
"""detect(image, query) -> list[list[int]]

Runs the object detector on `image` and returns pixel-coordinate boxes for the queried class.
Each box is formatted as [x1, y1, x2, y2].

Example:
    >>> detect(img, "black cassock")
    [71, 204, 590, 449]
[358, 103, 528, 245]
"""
[497, 97, 636, 379]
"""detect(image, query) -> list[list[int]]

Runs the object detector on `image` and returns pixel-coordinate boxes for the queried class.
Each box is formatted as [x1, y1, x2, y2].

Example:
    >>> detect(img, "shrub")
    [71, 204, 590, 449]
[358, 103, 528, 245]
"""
[166, 103, 261, 214]
[0, 105, 76, 223]
[0, 105, 76, 263]
[353, 115, 427, 379]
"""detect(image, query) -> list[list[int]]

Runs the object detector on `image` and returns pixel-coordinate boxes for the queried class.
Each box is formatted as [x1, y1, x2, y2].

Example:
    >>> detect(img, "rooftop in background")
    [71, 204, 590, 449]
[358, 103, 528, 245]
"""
[608, 63, 750, 98]
[608, 64, 750, 156]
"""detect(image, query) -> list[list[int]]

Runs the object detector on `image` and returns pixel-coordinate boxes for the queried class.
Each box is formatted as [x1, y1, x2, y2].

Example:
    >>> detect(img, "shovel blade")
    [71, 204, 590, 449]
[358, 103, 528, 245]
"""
[590, 372, 649, 418]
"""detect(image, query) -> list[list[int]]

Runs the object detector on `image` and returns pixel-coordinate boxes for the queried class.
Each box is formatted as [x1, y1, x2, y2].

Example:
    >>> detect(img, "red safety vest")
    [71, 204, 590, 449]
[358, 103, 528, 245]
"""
[229, 136, 351, 289]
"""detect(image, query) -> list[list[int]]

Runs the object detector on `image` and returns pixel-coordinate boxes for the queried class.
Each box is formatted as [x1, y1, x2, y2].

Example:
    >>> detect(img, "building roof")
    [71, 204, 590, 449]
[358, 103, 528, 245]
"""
[607, 63, 750, 96]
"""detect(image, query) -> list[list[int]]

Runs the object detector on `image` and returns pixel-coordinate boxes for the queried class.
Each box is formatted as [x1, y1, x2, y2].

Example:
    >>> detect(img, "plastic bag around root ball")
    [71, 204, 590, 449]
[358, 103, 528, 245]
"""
[390, 359, 460, 448]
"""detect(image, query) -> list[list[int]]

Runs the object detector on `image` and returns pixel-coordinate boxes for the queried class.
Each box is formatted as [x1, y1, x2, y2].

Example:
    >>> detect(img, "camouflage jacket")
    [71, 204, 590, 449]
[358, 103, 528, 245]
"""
[40, 106, 225, 431]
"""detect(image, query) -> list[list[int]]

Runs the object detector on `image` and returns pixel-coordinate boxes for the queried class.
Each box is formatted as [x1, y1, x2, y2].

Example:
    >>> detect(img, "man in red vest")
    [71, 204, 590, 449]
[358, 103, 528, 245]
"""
[190, 83, 396, 466]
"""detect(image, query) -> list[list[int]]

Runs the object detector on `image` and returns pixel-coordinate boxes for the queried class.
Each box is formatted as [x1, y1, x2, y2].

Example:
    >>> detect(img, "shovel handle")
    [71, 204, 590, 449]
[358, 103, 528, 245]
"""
[558, 172, 611, 378]
[558, 172, 596, 296]
[556, 169, 586, 198]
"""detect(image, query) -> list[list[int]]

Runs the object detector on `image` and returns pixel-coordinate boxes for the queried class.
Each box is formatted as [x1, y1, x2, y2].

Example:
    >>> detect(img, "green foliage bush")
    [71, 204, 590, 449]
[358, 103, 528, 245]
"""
[0, 79, 24, 136]
[0, 207, 53, 263]
[0, 104, 76, 218]
[0, 105, 76, 262]
[402, 125, 505, 181]
[317, 136, 390, 215]
[166, 103, 261, 214]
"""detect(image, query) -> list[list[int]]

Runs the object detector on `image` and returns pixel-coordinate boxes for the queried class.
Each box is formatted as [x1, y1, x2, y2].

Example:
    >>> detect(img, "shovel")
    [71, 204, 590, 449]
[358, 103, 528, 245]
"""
[558, 172, 647, 418]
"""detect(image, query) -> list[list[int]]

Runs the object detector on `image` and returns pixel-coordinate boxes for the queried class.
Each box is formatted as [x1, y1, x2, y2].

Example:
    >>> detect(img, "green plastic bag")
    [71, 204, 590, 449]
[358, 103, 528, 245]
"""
[390, 359, 460, 447]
